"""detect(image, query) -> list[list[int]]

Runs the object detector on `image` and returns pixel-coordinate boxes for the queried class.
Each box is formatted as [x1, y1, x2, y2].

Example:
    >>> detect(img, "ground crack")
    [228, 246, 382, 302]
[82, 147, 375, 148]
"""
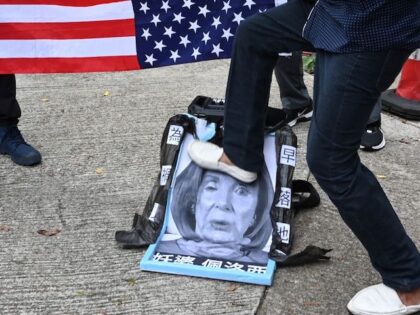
[56, 198, 67, 227]
[254, 286, 269, 315]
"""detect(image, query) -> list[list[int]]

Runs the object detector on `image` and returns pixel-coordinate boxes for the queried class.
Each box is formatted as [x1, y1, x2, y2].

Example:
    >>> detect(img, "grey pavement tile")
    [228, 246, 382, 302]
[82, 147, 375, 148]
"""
[0, 60, 419, 314]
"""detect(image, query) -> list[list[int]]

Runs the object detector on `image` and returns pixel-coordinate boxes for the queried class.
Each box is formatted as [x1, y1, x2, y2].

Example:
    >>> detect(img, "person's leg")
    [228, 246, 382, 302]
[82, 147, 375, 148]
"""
[307, 49, 420, 297]
[360, 98, 386, 151]
[223, 0, 314, 173]
[0, 74, 42, 166]
[275, 52, 312, 110]
[275, 52, 313, 126]
[188, 0, 314, 182]
[0, 74, 21, 126]
[367, 99, 381, 125]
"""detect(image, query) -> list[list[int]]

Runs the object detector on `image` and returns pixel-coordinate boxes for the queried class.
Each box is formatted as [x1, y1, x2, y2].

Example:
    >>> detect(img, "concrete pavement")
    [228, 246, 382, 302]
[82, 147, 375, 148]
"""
[0, 60, 419, 314]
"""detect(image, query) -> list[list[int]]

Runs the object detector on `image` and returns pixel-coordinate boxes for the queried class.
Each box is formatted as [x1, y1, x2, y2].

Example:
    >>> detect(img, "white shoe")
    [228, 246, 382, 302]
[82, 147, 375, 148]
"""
[187, 140, 257, 183]
[347, 284, 420, 315]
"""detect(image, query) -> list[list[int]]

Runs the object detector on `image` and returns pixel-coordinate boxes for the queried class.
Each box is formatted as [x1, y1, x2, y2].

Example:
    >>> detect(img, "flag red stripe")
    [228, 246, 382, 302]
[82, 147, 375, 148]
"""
[0, 19, 135, 40]
[0, 0, 126, 6]
[0, 56, 140, 74]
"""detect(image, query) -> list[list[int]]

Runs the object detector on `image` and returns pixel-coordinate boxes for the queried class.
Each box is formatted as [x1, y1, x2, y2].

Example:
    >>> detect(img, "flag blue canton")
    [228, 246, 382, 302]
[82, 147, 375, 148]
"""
[131, 0, 275, 69]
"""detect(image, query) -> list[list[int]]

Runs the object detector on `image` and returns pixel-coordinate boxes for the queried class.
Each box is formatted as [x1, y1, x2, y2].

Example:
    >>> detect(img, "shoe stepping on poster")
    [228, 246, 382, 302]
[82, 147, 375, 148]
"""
[140, 133, 277, 285]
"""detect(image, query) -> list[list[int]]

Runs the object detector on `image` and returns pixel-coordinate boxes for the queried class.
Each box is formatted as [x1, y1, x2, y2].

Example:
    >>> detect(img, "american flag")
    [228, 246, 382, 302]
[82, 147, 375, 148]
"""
[132, 0, 275, 69]
[0, 0, 275, 74]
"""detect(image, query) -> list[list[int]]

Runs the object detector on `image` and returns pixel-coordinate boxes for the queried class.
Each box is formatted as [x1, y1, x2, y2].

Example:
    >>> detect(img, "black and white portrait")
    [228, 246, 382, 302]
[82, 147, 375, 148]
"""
[157, 156, 275, 264]
[140, 133, 278, 284]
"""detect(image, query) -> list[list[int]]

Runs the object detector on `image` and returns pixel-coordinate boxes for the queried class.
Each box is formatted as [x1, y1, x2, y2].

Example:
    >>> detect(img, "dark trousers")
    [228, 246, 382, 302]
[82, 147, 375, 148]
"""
[275, 52, 312, 110]
[223, 0, 420, 291]
[0, 74, 21, 127]
[275, 52, 382, 124]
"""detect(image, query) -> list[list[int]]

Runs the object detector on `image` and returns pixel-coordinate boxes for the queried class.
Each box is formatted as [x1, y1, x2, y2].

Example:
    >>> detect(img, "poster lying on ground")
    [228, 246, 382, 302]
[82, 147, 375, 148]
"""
[140, 133, 277, 285]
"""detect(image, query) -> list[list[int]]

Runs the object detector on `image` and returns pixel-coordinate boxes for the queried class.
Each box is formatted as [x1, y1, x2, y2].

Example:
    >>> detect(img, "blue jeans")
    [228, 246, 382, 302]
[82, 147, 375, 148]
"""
[308, 50, 420, 291]
[223, 0, 420, 291]
[275, 53, 382, 125]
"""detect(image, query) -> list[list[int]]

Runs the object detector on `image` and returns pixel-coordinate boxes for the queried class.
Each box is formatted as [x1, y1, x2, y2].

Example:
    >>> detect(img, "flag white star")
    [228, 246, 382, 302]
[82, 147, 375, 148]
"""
[202, 32, 211, 45]
[151, 14, 161, 27]
[189, 20, 201, 33]
[244, 0, 256, 9]
[212, 16, 222, 29]
[198, 5, 210, 17]
[170, 50, 181, 62]
[191, 47, 201, 60]
[161, 0, 171, 13]
[232, 12, 244, 25]
[212, 43, 224, 57]
[173, 12, 185, 24]
[221, 28, 234, 41]
[163, 26, 176, 38]
[139, 2, 150, 14]
[141, 28, 152, 40]
[222, 1, 231, 13]
[145, 54, 157, 66]
[154, 40, 166, 52]
[179, 35, 191, 48]
[182, 0, 195, 9]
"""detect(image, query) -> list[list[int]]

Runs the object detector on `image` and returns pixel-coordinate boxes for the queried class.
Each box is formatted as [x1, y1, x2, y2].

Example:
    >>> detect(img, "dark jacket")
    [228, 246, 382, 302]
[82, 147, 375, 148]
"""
[303, 0, 420, 52]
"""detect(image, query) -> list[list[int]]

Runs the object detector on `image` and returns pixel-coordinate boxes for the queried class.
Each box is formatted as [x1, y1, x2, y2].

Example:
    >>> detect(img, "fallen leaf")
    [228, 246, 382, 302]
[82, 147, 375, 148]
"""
[75, 290, 97, 298]
[376, 175, 387, 179]
[399, 138, 411, 144]
[95, 168, 104, 175]
[125, 278, 137, 286]
[231, 301, 246, 306]
[227, 284, 240, 292]
[37, 228, 61, 236]
[0, 225, 12, 232]
[103, 90, 110, 96]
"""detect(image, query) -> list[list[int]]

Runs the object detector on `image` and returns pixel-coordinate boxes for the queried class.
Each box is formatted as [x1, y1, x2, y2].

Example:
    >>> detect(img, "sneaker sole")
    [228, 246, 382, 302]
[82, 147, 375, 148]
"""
[1, 151, 42, 166]
[188, 141, 257, 183]
[360, 137, 386, 152]
[288, 110, 313, 127]
[11, 156, 42, 166]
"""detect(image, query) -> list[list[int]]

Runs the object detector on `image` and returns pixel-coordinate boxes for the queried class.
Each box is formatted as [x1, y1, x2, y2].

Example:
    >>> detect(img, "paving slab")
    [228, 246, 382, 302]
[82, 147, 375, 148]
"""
[0, 60, 419, 314]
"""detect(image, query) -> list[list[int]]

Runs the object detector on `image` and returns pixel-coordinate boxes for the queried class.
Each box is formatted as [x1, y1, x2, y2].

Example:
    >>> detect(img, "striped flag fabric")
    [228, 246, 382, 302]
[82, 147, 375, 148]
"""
[0, 0, 139, 73]
[0, 0, 275, 74]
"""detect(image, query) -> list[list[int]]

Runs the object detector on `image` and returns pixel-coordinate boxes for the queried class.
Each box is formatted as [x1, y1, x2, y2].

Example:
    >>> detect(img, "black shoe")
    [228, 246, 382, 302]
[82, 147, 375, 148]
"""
[360, 121, 386, 152]
[0, 125, 42, 166]
[284, 102, 313, 127]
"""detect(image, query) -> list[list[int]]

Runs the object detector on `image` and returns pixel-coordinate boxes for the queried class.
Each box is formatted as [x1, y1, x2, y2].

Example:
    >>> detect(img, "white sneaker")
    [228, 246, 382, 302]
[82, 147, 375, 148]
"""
[347, 284, 420, 315]
[187, 140, 257, 183]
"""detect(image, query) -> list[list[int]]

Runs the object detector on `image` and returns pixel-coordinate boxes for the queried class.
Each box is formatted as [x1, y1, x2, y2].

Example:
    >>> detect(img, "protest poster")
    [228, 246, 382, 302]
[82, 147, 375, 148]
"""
[141, 133, 277, 285]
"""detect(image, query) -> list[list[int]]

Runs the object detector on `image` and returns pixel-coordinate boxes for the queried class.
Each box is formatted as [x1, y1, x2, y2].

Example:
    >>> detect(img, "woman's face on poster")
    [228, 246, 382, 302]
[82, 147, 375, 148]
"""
[194, 171, 260, 244]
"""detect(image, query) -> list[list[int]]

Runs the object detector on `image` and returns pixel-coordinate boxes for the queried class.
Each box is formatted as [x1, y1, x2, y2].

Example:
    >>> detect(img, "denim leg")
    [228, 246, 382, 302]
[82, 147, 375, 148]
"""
[307, 50, 420, 291]
[223, 0, 314, 172]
